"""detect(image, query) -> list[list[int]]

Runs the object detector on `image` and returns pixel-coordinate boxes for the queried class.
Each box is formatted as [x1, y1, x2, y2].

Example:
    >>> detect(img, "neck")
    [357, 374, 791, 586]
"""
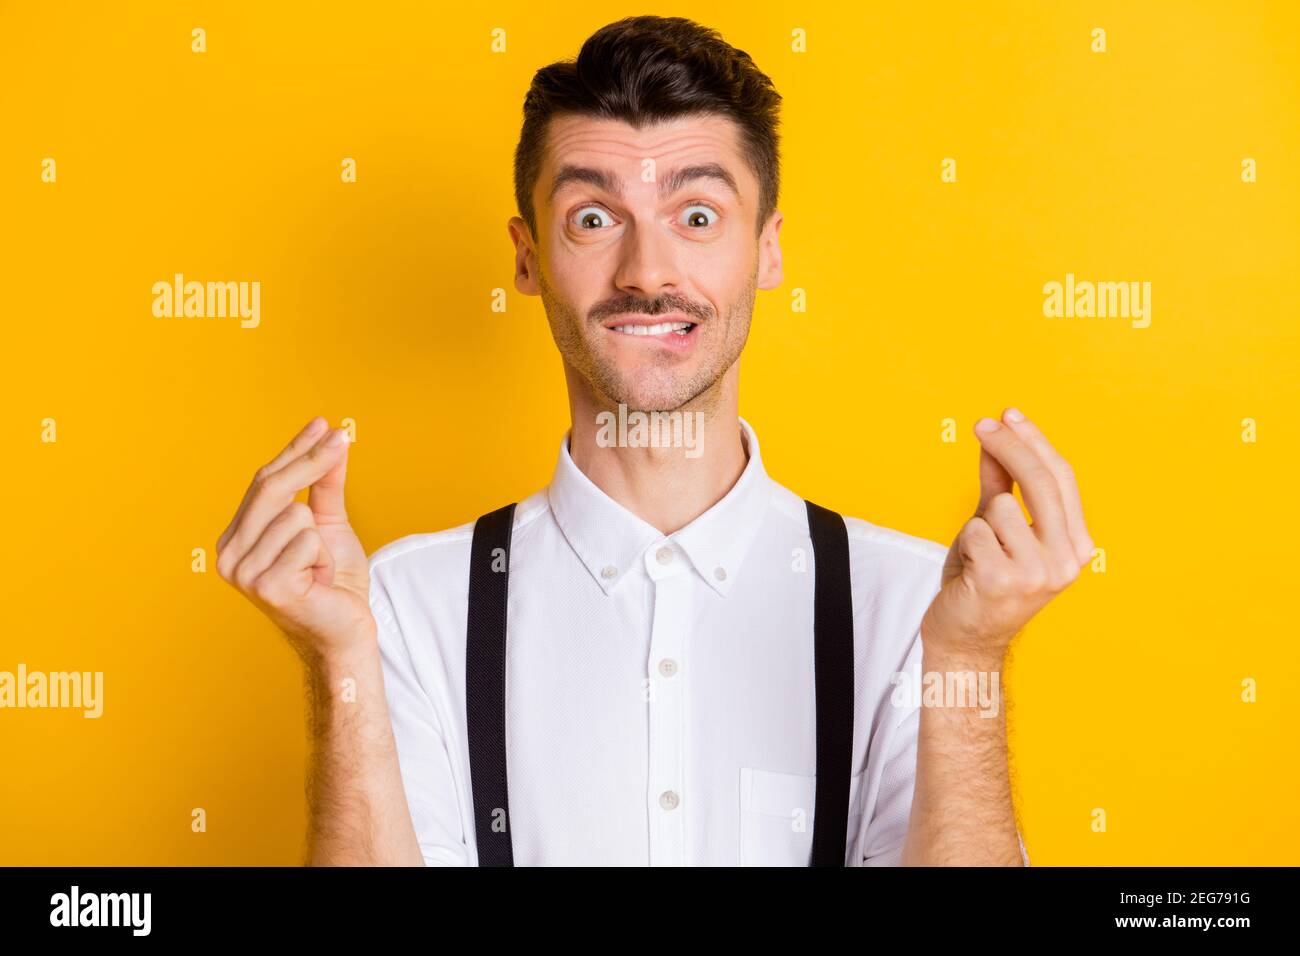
[565, 364, 748, 536]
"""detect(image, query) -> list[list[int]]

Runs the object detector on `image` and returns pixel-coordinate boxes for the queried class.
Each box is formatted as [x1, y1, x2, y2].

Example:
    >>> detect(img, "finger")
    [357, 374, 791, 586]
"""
[218, 416, 327, 553]
[958, 516, 1019, 599]
[1000, 408, 1093, 564]
[976, 443, 1013, 516]
[309, 432, 350, 523]
[973, 418, 1069, 548]
[218, 423, 336, 572]
[253, 525, 327, 607]
[981, 492, 1041, 563]
[958, 514, 1014, 575]
[219, 428, 347, 573]
[232, 501, 318, 592]
[265, 416, 330, 476]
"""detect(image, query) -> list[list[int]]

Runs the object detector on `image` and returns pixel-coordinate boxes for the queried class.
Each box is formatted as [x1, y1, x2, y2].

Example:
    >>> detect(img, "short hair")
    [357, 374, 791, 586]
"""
[513, 15, 783, 240]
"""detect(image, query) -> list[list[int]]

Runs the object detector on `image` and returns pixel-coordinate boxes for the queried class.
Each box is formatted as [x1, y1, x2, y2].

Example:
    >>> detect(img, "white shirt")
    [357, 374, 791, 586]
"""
[367, 417, 947, 866]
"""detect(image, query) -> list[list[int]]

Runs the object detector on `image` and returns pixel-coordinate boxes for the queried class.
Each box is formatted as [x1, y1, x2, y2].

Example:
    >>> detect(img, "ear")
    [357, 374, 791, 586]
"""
[508, 216, 541, 295]
[756, 209, 784, 291]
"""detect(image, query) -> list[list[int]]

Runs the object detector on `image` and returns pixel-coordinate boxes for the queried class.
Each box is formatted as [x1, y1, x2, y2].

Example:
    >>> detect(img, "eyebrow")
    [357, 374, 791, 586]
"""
[548, 162, 741, 203]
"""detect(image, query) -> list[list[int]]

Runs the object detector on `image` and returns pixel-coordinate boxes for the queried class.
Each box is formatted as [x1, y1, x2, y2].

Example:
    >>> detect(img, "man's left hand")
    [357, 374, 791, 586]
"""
[920, 407, 1093, 663]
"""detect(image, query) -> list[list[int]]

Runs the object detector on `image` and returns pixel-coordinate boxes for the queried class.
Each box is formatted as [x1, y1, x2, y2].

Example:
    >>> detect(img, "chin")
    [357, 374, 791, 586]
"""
[592, 371, 689, 414]
[607, 386, 689, 415]
[570, 335, 722, 414]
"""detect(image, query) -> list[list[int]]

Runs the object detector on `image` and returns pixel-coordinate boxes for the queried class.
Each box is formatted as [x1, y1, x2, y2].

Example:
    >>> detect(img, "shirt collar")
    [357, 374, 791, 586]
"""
[547, 416, 773, 597]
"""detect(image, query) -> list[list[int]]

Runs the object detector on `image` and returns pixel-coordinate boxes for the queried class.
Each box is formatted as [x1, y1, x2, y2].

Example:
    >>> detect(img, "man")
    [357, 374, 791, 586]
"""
[216, 15, 1092, 866]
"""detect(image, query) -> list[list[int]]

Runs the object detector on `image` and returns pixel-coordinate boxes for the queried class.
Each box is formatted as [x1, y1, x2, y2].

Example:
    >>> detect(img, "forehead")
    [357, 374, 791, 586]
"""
[539, 113, 755, 201]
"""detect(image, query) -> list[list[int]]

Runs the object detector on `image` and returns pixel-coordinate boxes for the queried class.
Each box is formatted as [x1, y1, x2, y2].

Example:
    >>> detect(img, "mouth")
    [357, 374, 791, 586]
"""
[601, 314, 700, 346]
[610, 320, 695, 337]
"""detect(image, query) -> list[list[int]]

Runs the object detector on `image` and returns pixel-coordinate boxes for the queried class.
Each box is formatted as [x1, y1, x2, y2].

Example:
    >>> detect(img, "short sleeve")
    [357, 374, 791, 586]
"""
[370, 571, 471, 866]
[860, 630, 923, 866]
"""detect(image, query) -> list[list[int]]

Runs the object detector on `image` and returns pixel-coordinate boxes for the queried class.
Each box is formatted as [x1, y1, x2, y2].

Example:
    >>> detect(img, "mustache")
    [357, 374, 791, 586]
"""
[588, 294, 714, 323]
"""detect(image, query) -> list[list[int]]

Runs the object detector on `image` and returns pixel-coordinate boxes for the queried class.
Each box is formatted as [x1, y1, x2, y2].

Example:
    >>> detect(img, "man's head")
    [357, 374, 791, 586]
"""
[508, 16, 784, 415]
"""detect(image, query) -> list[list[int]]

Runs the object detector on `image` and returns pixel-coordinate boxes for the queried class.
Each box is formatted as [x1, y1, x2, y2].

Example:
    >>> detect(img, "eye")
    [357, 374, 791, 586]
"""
[573, 205, 616, 230]
[680, 204, 719, 228]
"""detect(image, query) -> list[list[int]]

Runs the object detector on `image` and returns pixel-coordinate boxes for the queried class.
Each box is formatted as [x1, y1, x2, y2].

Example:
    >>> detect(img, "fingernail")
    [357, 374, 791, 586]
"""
[306, 416, 326, 433]
[327, 428, 346, 447]
[976, 418, 1000, 433]
[1004, 407, 1026, 423]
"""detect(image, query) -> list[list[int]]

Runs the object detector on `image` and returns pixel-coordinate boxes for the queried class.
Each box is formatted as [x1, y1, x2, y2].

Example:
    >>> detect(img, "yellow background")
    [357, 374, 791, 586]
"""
[1, 1, 1296, 865]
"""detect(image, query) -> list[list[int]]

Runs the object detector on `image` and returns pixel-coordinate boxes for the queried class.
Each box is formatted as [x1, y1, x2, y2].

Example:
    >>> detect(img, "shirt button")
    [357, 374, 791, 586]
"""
[600, 565, 618, 580]
[658, 658, 678, 678]
[713, 566, 727, 582]
[659, 790, 680, 811]
[655, 546, 673, 565]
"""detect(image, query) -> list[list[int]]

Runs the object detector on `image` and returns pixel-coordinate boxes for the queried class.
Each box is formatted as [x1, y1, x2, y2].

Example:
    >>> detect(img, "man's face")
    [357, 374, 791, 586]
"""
[509, 113, 783, 413]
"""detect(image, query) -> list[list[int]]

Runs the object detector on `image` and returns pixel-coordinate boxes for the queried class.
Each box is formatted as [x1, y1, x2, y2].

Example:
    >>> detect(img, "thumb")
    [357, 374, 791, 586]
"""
[975, 443, 1012, 517]
[309, 430, 350, 522]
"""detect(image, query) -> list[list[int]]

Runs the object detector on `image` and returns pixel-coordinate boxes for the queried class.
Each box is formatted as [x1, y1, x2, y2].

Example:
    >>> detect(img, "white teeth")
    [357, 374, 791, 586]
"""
[612, 321, 692, 336]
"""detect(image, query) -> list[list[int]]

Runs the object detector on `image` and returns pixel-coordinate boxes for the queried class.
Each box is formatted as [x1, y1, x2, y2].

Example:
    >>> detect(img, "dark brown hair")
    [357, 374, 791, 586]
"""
[513, 15, 782, 240]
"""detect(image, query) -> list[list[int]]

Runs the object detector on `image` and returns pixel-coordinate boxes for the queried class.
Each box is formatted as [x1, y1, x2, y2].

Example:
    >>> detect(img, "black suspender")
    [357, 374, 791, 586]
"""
[804, 500, 856, 867]
[465, 502, 517, 867]
[464, 499, 855, 867]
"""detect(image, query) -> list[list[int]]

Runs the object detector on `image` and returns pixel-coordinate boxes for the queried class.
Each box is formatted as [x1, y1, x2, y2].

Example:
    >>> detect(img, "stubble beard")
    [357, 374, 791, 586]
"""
[538, 266, 757, 416]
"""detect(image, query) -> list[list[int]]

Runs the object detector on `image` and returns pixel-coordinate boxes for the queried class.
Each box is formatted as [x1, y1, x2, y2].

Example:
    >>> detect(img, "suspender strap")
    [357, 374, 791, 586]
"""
[805, 499, 855, 867]
[466, 502, 518, 866]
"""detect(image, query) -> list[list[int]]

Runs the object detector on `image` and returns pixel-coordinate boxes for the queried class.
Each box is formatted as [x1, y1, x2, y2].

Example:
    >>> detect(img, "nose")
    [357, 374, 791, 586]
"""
[612, 219, 682, 301]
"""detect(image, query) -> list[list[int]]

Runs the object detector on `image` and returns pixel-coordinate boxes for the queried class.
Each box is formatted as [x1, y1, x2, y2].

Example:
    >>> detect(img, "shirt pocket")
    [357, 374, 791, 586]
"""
[739, 766, 865, 866]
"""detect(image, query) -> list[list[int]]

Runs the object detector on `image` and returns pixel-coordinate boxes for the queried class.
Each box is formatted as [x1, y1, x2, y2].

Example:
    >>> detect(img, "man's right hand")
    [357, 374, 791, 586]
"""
[216, 416, 376, 662]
